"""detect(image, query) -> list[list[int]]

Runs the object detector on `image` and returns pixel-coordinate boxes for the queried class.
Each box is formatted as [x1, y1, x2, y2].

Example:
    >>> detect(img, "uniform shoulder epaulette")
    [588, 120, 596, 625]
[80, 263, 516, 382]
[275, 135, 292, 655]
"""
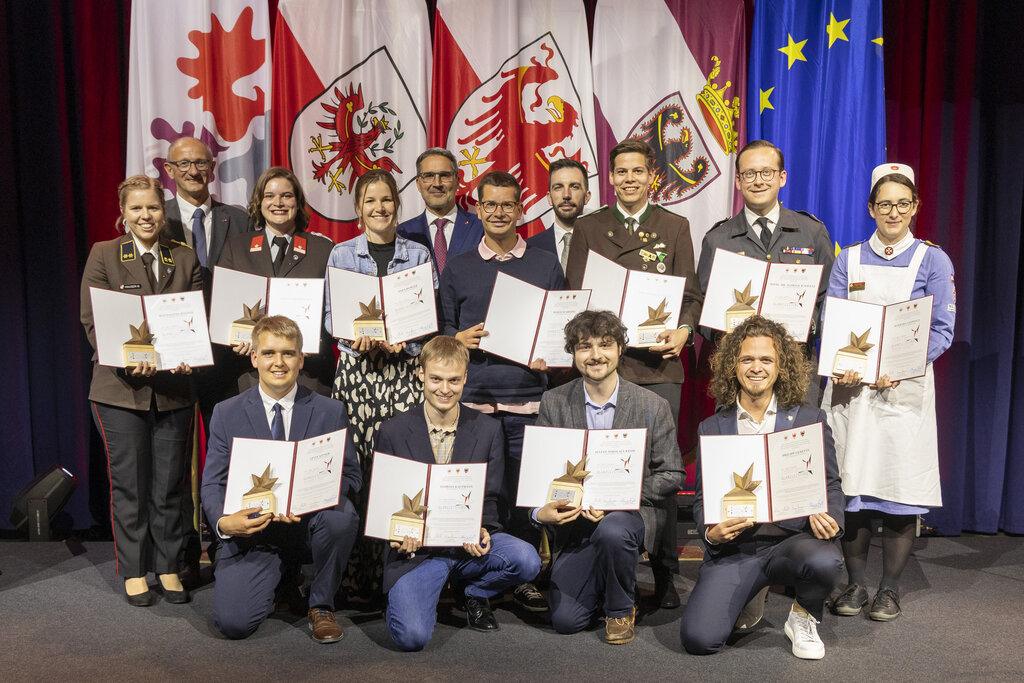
[794, 209, 825, 225]
[922, 239, 943, 250]
[708, 216, 731, 231]
[579, 205, 610, 219]
[305, 230, 334, 244]
[169, 239, 191, 249]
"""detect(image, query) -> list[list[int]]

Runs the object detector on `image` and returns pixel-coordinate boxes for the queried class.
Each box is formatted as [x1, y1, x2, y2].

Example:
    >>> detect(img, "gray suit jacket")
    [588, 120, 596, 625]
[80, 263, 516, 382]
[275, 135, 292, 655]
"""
[536, 376, 684, 549]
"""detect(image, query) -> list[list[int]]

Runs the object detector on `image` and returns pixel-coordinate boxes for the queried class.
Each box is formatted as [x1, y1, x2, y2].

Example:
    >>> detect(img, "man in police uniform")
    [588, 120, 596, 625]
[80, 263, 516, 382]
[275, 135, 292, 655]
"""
[696, 139, 835, 404]
[565, 138, 701, 610]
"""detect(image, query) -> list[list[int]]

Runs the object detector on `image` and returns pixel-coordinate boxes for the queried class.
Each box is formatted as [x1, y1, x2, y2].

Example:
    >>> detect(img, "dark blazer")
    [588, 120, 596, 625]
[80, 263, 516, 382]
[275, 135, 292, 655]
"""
[693, 403, 845, 558]
[397, 207, 483, 263]
[80, 234, 203, 411]
[375, 404, 505, 592]
[696, 206, 834, 341]
[565, 205, 703, 384]
[218, 227, 336, 395]
[536, 377, 683, 549]
[164, 198, 249, 285]
[526, 227, 558, 257]
[200, 384, 362, 547]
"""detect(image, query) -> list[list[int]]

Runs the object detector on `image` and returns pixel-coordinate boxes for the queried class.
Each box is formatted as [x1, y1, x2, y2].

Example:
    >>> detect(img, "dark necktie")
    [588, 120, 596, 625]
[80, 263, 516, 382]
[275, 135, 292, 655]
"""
[625, 217, 638, 233]
[757, 216, 772, 251]
[191, 207, 207, 268]
[271, 403, 285, 441]
[140, 252, 157, 291]
[559, 231, 571, 274]
[272, 236, 289, 276]
[433, 217, 449, 273]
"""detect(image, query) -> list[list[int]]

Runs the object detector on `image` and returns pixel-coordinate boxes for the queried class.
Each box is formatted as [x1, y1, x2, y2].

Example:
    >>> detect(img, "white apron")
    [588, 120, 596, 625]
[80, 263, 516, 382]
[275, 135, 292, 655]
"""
[822, 242, 941, 506]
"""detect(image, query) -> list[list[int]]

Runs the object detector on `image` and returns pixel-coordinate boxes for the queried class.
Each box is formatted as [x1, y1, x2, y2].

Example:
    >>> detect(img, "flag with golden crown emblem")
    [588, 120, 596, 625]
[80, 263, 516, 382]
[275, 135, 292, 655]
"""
[747, 0, 885, 254]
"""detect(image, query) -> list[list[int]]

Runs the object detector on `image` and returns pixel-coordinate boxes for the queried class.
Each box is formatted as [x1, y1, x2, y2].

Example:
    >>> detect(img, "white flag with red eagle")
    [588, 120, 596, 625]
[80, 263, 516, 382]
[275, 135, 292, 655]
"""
[126, 0, 270, 208]
[592, 0, 747, 257]
[432, 0, 599, 237]
[271, 0, 430, 243]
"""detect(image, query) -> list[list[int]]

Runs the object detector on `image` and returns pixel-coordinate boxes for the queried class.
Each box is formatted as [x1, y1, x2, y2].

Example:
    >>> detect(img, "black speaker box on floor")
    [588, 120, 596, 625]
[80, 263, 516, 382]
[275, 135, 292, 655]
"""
[10, 465, 77, 541]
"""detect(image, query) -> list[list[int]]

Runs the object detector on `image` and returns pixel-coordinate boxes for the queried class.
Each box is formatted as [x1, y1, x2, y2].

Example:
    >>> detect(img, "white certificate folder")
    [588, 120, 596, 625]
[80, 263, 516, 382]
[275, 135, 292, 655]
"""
[699, 422, 827, 525]
[326, 264, 437, 345]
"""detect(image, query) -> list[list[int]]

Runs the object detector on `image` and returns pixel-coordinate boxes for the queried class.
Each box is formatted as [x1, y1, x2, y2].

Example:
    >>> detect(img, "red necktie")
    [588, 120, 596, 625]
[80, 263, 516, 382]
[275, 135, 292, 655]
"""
[433, 217, 449, 273]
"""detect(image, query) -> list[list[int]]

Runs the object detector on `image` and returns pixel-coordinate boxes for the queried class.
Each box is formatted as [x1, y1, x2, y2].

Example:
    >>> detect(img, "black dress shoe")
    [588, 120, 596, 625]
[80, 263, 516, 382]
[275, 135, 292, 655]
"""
[125, 589, 153, 607]
[464, 596, 499, 631]
[654, 577, 681, 610]
[163, 587, 191, 604]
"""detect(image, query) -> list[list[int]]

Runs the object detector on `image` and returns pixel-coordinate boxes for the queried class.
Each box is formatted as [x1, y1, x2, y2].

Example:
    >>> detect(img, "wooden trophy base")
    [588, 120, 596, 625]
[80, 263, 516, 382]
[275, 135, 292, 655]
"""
[635, 323, 666, 347]
[832, 350, 869, 377]
[231, 322, 255, 345]
[123, 343, 156, 367]
[242, 491, 276, 516]
[723, 496, 756, 521]
[389, 515, 424, 542]
[353, 320, 386, 341]
[547, 480, 584, 508]
[726, 308, 755, 331]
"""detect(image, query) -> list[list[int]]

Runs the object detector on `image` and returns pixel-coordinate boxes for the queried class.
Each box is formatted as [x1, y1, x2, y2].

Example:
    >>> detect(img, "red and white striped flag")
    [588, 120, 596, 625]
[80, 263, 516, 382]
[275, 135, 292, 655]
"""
[432, 0, 600, 237]
[126, 0, 271, 208]
[272, 0, 431, 243]
[592, 0, 746, 256]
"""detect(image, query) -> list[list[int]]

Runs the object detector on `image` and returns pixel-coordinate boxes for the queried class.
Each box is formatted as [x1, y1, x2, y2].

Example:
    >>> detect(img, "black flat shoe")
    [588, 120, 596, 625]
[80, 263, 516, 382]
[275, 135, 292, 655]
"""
[125, 589, 153, 607]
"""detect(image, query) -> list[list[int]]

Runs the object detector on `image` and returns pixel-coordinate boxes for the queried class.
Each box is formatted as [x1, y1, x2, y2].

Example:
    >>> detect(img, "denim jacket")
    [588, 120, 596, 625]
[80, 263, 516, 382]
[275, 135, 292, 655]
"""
[323, 233, 437, 358]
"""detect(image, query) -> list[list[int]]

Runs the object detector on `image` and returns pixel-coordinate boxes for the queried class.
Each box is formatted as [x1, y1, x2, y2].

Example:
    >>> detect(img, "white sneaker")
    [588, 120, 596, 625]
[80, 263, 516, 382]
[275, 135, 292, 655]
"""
[784, 609, 825, 660]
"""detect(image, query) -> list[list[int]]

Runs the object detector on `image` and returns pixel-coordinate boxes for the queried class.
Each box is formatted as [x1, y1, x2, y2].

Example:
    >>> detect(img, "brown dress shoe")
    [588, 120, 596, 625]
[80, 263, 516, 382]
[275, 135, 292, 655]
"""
[605, 605, 636, 645]
[308, 608, 344, 643]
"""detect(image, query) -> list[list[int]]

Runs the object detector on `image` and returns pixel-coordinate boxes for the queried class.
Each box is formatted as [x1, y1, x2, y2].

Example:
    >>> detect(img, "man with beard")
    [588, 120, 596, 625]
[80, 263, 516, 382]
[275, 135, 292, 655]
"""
[527, 158, 592, 275]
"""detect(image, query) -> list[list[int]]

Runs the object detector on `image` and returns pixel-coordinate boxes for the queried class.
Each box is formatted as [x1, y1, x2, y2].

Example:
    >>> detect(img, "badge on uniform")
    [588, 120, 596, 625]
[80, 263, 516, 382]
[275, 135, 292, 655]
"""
[158, 245, 174, 267]
[250, 235, 264, 252]
[120, 241, 136, 263]
[849, 282, 866, 292]
[120, 283, 141, 290]
[782, 247, 814, 256]
[639, 249, 657, 263]
[293, 235, 307, 255]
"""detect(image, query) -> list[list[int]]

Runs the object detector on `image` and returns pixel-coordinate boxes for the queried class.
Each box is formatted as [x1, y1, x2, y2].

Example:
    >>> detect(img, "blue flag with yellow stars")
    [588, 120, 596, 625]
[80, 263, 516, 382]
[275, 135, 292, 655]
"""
[747, 0, 885, 253]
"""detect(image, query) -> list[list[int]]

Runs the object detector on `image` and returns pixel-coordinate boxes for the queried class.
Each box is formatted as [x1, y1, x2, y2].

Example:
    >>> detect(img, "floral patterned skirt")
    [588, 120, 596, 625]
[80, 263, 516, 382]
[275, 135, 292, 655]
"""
[331, 349, 422, 601]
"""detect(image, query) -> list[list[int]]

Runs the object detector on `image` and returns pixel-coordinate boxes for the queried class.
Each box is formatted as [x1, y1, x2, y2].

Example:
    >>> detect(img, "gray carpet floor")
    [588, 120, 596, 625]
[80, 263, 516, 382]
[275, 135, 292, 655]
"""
[2, 534, 1023, 682]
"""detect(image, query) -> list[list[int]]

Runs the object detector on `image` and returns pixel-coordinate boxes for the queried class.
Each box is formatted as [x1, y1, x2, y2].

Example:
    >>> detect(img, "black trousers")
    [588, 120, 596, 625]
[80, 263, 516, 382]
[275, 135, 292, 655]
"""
[92, 400, 192, 578]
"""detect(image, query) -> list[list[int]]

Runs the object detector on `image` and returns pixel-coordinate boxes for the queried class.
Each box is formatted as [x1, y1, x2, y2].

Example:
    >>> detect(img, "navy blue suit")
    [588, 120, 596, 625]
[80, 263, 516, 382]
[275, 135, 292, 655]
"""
[397, 208, 483, 265]
[525, 227, 557, 257]
[375, 404, 540, 651]
[680, 403, 844, 655]
[201, 385, 361, 639]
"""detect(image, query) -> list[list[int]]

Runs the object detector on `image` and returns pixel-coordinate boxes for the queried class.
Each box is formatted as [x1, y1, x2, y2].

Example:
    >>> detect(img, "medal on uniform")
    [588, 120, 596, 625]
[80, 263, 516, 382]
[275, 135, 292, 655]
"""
[231, 300, 264, 345]
[722, 464, 761, 521]
[832, 329, 874, 377]
[725, 281, 759, 330]
[122, 319, 156, 367]
[547, 458, 588, 508]
[241, 464, 278, 516]
[637, 298, 672, 346]
[389, 489, 426, 541]
[353, 296, 386, 340]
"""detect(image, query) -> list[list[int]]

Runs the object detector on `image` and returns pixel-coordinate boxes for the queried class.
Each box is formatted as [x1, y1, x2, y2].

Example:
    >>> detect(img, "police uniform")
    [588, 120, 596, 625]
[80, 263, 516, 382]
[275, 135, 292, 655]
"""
[218, 227, 336, 396]
[80, 234, 203, 579]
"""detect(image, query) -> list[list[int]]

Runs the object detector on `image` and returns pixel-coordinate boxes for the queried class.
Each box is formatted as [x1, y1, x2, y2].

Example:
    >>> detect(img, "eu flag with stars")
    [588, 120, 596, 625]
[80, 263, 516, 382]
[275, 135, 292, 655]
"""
[747, 0, 885, 252]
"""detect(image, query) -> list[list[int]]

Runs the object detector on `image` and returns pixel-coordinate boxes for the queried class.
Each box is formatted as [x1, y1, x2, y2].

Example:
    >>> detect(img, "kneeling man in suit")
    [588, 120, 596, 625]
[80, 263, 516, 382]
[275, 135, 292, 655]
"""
[532, 310, 684, 645]
[375, 335, 541, 651]
[201, 315, 361, 642]
[680, 315, 843, 660]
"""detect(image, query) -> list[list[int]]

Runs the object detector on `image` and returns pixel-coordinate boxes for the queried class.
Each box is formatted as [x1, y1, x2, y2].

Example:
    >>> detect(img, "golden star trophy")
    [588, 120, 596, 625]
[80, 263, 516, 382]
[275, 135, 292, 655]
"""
[637, 298, 672, 346]
[722, 464, 762, 521]
[832, 329, 874, 376]
[725, 281, 759, 331]
[241, 464, 278, 515]
[353, 296, 386, 341]
[231, 300, 264, 345]
[122, 320, 157, 367]
[547, 458, 589, 508]
[389, 489, 426, 541]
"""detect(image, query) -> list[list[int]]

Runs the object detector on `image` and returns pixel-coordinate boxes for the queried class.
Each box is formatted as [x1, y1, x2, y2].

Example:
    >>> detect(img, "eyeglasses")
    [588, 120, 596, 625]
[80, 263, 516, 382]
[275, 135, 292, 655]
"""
[417, 171, 455, 184]
[873, 200, 915, 215]
[167, 159, 212, 171]
[737, 169, 779, 183]
[479, 200, 519, 214]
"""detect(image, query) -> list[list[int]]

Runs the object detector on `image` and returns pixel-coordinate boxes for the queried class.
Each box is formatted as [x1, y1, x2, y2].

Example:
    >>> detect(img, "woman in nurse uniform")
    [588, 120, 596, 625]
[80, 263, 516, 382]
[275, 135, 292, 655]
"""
[823, 163, 955, 622]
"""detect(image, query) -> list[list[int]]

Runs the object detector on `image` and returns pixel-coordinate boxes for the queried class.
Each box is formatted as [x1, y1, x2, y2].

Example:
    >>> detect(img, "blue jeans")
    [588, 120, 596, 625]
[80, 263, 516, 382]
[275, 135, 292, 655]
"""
[385, 532, 540, 651]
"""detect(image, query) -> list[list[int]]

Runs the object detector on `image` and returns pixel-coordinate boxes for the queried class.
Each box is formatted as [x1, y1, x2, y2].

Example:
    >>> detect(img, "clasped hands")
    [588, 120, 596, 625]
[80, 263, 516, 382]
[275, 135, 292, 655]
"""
[536, 499, 606, 525]
[217, 508, 301, 537]
[833, 369, 900, 390]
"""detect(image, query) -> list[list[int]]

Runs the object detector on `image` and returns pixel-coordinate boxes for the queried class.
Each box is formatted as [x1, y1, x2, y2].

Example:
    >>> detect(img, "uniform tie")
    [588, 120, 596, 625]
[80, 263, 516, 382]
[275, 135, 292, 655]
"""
[625, 217, 638, 233]
[140, 252, 157, 291]
[272, 236, 289, 276]
[559, 231, 571, 274]
[271, 403, 285, 441]
[433, 217, 449, 273]
[191, 207, 207, 268]
[756, 216, 772, 252]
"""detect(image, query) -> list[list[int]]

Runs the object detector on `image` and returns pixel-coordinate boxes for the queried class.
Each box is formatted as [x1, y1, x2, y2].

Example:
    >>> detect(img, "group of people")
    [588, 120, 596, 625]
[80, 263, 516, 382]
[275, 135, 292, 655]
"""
[80, 134, 955, 658]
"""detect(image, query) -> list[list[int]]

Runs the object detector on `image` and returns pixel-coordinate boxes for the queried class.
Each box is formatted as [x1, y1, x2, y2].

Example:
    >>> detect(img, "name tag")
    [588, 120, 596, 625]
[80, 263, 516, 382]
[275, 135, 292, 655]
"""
[120, 283, 142, 290]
